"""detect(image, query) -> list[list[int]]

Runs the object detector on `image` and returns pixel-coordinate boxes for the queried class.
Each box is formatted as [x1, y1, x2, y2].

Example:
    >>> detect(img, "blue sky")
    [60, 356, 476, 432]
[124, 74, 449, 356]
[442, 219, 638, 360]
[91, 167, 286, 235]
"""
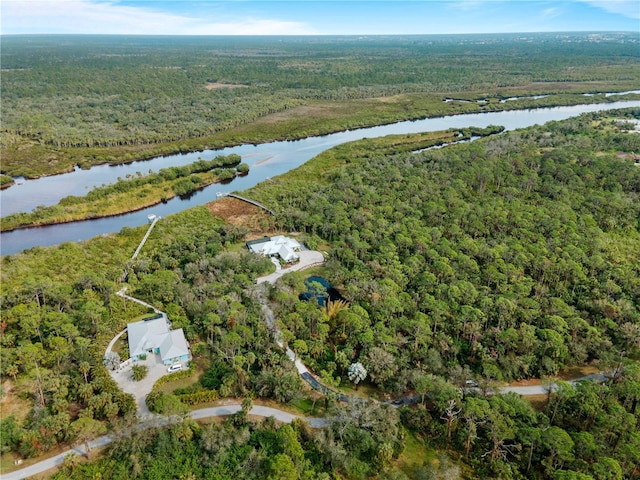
[2, 1, 639, 35]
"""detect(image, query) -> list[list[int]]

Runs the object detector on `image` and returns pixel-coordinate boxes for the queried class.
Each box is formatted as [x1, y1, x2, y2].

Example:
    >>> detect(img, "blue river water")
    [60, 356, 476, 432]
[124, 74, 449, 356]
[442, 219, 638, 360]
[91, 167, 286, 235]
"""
[1, 100, 638, 255]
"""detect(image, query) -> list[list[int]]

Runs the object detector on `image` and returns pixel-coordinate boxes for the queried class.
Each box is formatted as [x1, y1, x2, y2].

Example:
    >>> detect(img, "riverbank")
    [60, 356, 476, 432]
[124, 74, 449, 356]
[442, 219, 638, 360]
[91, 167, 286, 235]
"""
[0, 176, 212, 232]
[0, 175, 15, 190]
[0, 129, 471, 231]
[1, 156, 247, 232]
[2, 89, 638, 180]
[2, 100, 639, 255]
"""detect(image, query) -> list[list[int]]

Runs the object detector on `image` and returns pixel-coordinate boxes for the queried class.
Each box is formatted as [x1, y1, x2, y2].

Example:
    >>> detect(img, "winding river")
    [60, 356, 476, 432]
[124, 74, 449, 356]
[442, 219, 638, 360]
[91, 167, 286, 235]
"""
[1, 100, 639, 256]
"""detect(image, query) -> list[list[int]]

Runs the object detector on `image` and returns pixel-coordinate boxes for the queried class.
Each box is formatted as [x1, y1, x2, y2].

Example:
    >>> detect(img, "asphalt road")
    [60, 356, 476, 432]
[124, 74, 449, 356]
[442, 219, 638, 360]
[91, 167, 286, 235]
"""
[7, 373, 608, 479]
[3, 404, 327, 480]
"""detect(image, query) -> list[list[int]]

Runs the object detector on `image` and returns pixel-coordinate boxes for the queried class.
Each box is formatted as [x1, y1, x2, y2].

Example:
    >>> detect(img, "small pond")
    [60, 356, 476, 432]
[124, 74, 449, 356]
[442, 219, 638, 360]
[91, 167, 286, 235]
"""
[299, 276, 343, 306]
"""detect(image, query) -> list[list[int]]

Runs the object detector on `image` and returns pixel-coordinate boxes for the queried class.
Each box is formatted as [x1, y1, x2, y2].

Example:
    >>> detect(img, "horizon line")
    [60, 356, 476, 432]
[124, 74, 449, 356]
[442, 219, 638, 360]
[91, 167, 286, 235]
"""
[2, 30, 638, 37]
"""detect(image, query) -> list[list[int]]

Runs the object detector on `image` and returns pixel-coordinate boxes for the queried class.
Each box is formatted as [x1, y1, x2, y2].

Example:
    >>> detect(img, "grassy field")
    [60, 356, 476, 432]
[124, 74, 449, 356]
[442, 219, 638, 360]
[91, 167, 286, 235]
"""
[395, 429, 438, 477]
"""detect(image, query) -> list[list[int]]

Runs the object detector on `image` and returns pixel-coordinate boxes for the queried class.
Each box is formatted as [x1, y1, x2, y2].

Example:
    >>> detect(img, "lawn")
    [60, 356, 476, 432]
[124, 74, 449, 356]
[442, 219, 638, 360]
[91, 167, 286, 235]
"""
[155, 355, 209, 395]
[394, 429, 437, 477]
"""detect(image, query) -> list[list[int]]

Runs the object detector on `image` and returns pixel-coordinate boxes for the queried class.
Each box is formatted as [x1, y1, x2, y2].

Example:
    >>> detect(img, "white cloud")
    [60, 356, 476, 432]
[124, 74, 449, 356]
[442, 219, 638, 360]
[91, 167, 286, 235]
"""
[541, 7, 560, 18]
[580, 0, 640, 19]
[1, 0, 314, 35]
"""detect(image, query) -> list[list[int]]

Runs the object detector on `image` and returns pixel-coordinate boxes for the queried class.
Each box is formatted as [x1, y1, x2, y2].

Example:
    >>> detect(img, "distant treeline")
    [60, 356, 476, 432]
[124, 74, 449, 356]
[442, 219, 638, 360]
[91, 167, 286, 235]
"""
[2, 32, 638, 153]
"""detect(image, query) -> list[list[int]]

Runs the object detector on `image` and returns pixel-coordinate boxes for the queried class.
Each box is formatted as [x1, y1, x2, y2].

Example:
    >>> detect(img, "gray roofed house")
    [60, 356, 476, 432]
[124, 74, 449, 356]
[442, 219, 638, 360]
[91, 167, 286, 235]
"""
[128, 318, 169, 359]
[158, 329, 190, 365]
[127, 318, 191, 365]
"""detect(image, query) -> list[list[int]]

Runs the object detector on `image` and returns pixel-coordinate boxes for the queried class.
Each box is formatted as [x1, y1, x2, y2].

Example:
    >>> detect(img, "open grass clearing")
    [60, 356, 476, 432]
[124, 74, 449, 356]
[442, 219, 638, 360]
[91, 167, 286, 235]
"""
[394, 429, 437, 477]
[155, 356, 209, 395]
[1, 380, 32, 424]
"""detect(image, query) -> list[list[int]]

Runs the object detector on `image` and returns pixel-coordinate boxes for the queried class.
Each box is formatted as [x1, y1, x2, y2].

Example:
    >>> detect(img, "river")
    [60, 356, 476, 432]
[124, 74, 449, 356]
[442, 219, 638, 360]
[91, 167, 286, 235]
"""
[1, 100, 638, 255]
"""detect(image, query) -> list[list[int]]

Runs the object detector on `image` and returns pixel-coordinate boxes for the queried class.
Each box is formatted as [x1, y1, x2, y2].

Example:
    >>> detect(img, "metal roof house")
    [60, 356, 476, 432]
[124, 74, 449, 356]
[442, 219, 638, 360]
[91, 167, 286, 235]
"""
[127, 317, 191, 365]
[246, 235, 301, 263]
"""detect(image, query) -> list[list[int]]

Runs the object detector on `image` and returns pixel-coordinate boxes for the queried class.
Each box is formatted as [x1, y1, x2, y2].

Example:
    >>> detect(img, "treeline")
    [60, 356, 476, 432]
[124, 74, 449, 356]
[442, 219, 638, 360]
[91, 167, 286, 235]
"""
[2, 33, 639, 176]
[49, 400, 417, 480]
[401, 366, 640, 479]
[2, 110, 640, 478]
[70, 154, 241, 202]
[0, 234, 145, 458]
[47, 369, 640, 480]
[0, 208, 285, 461]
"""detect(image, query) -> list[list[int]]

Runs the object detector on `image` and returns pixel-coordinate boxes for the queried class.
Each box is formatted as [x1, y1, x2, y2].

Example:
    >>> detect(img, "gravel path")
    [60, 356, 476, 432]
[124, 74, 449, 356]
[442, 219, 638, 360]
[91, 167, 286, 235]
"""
[108, 353, 170, 419]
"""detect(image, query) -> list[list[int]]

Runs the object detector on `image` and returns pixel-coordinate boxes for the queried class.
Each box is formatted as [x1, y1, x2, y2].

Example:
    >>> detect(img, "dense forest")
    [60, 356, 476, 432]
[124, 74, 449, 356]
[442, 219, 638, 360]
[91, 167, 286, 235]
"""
[2, 33, 639, 177]
[2, 109, 639, 478]
[247, 109, 640, 385]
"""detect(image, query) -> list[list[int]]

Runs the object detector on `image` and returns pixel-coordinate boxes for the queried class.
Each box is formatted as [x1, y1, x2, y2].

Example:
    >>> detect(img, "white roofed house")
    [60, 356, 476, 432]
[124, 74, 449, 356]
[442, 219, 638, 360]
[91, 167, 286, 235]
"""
[246, 235, 301, 263]
[127, 316, 191, 365]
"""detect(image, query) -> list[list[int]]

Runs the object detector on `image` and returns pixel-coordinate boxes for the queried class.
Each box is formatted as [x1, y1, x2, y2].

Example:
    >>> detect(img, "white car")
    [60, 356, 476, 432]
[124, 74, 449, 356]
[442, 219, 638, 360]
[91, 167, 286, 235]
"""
[167, 364, 182, 373]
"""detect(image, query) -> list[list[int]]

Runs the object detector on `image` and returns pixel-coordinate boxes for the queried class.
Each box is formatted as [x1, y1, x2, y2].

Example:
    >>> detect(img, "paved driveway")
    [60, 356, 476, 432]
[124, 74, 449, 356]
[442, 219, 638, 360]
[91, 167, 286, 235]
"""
[257, 250, 325, 284]
[109, 354, 175, 419]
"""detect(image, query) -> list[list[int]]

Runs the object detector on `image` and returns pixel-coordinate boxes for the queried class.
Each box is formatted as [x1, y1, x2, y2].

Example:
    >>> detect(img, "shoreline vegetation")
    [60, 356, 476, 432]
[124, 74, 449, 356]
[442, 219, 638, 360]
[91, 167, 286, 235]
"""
[0, 175, 15, 189]
[2, 91, 639, 181]
[2, 33, 639, 180]
[0, 128, 499, 232]
[0, 154, 248, 232]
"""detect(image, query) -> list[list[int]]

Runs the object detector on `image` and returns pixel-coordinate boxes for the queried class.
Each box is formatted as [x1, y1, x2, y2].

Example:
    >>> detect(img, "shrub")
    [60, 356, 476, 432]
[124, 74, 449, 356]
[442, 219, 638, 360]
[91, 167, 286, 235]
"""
[132, 365, 148, 381]
[177, 390, 219, 405]
[151, 364, 195, 390]
[103, 351, 120, 371]
[217, 169, 237, 181]
[236, 162, 250, 174]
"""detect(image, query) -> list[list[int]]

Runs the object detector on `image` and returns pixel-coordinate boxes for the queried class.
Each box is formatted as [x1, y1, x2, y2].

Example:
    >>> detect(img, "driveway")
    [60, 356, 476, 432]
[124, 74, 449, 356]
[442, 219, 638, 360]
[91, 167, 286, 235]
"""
[257, 250, 325, 284]
[109, 354, 175, 419]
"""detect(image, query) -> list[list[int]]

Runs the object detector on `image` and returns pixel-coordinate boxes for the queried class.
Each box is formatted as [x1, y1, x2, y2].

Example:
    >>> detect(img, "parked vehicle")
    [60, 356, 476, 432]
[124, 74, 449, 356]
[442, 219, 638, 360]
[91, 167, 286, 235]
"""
[167, 364, 182, 373]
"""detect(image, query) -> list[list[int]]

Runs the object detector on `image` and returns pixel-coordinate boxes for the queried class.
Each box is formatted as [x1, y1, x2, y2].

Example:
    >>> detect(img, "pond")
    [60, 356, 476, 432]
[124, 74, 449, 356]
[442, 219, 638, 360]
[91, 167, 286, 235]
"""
[299, 276, 343, 307]
[1, 99, 639, 255]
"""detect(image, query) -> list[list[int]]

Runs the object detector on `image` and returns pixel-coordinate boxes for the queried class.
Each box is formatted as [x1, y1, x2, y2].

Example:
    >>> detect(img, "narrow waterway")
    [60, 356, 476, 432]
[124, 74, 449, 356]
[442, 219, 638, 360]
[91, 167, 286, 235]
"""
[1, 100, 638, 255]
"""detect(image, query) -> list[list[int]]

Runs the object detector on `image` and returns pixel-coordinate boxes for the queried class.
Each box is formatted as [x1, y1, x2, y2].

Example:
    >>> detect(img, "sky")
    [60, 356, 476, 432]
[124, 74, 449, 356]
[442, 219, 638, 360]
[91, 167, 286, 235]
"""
[2, 0, 639, 35]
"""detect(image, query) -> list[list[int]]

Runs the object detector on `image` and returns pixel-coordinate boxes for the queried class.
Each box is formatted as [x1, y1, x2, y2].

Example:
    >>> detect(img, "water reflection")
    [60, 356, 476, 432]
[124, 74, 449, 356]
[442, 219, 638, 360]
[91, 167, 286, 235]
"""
[1, 100, 639, 255]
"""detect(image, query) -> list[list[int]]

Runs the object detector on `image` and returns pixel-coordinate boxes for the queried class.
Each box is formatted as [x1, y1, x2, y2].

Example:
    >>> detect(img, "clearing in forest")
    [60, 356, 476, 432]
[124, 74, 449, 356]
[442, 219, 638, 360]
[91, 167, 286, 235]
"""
[206, 196, 272, 232]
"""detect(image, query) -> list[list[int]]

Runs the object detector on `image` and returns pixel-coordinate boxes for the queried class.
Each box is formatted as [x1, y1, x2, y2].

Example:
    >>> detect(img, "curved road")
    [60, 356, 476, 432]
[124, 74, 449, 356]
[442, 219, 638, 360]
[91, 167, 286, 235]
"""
[9, 246, 611, 480]
[5, 372, 612, 480]
[253, 251, 613, 403]
[3, 404, 327, 480]
[498, 372, 611, 396]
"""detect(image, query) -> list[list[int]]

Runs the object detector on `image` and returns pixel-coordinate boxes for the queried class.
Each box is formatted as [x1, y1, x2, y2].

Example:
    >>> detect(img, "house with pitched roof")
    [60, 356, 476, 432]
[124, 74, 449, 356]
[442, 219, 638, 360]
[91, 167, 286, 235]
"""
[246, 235, 301, 263]
[127, 317, 191, 365]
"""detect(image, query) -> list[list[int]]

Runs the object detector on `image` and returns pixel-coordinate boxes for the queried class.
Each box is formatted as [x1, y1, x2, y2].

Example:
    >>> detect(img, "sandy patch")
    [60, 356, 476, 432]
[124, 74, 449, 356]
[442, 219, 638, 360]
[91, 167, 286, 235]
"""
[205, 83, 248, 90]
[253, 104, 337, 125]
[0, 380, 31, 422]
[254, 156, 274, 166]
